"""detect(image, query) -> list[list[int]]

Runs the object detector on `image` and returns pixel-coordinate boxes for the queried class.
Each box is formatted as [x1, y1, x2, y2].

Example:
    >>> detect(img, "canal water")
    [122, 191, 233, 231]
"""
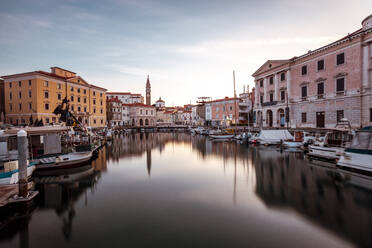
[1, 133, 371, 248]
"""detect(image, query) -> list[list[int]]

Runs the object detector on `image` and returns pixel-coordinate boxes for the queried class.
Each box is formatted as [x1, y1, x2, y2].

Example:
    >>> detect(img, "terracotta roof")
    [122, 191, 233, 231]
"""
[107, 97, 121, 103]
[107, 92, 132, 95]
[207, 97, 239, 103]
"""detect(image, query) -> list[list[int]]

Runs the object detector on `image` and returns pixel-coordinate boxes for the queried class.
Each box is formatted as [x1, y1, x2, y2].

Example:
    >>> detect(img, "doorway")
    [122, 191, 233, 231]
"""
[316, 112, 325, 128]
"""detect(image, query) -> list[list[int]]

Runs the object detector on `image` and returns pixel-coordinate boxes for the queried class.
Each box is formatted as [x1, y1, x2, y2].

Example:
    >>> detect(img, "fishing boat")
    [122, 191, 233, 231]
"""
[307, 119, 353, 162]
[0, 161, 36, 184]
[35, 151, 93, 170]
[337, 126, 372, 172]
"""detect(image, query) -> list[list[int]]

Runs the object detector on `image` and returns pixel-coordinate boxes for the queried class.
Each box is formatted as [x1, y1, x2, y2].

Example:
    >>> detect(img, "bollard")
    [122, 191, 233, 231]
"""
[17, 130, 28, 198]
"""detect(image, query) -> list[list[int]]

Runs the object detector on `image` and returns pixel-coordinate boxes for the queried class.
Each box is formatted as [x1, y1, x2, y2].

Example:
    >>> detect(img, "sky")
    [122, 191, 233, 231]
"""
[1, 0, 371, 106]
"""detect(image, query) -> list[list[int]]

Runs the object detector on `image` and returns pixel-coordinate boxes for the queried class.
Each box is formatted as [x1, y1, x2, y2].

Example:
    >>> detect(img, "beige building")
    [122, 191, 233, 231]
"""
[1, 67, 107, 128]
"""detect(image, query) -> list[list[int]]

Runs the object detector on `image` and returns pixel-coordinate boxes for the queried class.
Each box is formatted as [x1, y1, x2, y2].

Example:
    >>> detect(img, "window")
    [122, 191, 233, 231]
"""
[84, 97, 87, 103]
[28, 80, 32, 86]
[301, 65, 307, 75]
[57, 93, 61, 100]
[229, 106, 233, 111]
[9, 92, 12, 100]
[140, 109, 143, 114]
[45, 118, 49, 124]
[301, 86, 307, 99]
[84, 107, 87, 112]
[9, 103, 12, 111]
[301, 113, 307, 123]
[84, 89, 86, 94]
[269, 77, 273, 85]
[260, 95, 263, 104]
[93, 99, 96, 105]
[100, 93, 103, 97]
[77, 88, 80, 93]
[100, 100, 103, 106]
[317, 59, 324, 71]
[44, 91, 49, 98]
[94, 119, 96, 124]
[78, 106, 81, 112]
[93, 91, 96, 96]
[260, 80, 263, 87]
[29, 90, 32, 98]
[101, 119, 103, 124]
[18, 81, 21, 87]
[337, 53, 345, 65]
[19, 103, 22, 110]
[45, 103, 49, 110]
[78, 97, 81, 102]
[71, 95, 74, 102]
[280, 73, 285, 81]
[19, 91, 22, 99]
[93, 108, 96, 113]
[29, 102, 32, 110]
[370, 108, 372, 122]
[100, 108, 103, 114]
[58, 83, 61, 89]
[9, 82, 12, 88]
[71, 105, 74, 111]
[317, 82, 324, 97]
[336, 78, 345, 92]
[71, 86, 74, 92]
[336, 110, 344, 122]
[44, 81, 48, 87]
[269, 93, 273, 102]
[281, 91, 285, 101]
[146, 110, 148, 115]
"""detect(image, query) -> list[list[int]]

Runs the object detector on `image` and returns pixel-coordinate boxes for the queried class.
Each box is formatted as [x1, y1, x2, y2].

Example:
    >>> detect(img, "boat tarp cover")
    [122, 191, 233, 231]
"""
[258, 130, 294, 141]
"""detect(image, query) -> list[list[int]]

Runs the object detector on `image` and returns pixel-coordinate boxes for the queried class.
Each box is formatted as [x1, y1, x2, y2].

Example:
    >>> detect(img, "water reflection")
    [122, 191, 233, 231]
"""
[0, 134, 371, 247]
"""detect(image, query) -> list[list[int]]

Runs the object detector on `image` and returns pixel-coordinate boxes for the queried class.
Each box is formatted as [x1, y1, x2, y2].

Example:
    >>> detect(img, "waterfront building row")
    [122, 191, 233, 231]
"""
[1, 67, 107, 128]
[252, 15, 372, 129]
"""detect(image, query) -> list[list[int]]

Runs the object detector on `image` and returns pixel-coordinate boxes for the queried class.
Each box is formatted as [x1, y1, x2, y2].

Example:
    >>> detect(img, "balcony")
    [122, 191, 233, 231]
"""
[262, 101, 277, 107]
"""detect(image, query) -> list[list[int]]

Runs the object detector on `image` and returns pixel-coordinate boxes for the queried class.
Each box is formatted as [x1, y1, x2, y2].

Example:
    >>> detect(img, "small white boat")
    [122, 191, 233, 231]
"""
[209, 134, 235, 139]
[337, 126, 372, 172]
[0, 161, 36, 184]
[307, 119, 353, 162]
[35, 151, 93, 170]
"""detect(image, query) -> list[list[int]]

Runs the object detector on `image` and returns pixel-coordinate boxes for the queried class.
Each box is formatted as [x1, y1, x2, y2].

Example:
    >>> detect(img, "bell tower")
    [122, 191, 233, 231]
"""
[146, 75, 151, 105]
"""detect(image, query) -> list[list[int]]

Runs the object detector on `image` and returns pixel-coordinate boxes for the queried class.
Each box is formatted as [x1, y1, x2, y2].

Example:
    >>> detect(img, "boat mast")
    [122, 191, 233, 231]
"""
[233, 70, 238, 129]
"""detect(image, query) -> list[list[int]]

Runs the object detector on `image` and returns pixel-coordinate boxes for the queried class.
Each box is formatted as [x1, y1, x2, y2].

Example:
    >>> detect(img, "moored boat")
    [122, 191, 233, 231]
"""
[35, 151, 93, 170]
[307, 119, 353, 163]
[337, 126, 372, 172]
[0, 161, 36, 184]
[209, 134, 235, 139]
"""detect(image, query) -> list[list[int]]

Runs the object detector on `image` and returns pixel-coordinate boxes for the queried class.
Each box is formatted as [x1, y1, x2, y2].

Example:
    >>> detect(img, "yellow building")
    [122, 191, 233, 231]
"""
[1, 67, 107, 128]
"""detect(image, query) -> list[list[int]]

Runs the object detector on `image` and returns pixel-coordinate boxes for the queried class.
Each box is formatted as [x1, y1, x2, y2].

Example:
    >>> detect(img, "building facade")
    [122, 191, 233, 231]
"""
[106, 92, 143, 104]
[129, 103, 156, 126]
[1, 67, 107, 127]
[210, 97, 239, 126]
[155, 97, 165, 108]
[253, 15, 372, 129]
[106, 97, 122, 127]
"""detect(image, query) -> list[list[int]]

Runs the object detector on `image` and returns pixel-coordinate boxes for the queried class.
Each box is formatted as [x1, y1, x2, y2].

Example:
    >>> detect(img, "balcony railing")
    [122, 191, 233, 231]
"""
[262, 101, 277, 107]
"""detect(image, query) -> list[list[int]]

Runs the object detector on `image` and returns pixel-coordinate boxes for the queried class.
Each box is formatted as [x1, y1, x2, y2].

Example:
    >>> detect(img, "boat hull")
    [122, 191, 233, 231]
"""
[338, 152, 372, 172]
[283, 141, 302, 148]
[0, 165, 36, 184]
[209, 134, 235, 139]
[35, 151, 93, 170]
[307, 145, 343, 162]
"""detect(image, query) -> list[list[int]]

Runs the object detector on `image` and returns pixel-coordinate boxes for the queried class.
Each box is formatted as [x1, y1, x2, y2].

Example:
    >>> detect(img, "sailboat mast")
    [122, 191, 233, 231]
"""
[233, 70, 238, 128]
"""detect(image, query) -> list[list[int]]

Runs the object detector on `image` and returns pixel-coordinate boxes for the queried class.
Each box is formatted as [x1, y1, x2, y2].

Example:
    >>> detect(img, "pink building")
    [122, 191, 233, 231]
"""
[210, 97, 239, 126]
[253, 15, 372, 129]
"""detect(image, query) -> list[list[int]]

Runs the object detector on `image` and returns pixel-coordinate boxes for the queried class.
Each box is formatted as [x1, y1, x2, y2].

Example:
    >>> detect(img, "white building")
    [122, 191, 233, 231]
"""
[122, 104, 131, 125]
[205, 103, 212, 125]
[155, 97, 165, 108]
[107, 92, 144, 104]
